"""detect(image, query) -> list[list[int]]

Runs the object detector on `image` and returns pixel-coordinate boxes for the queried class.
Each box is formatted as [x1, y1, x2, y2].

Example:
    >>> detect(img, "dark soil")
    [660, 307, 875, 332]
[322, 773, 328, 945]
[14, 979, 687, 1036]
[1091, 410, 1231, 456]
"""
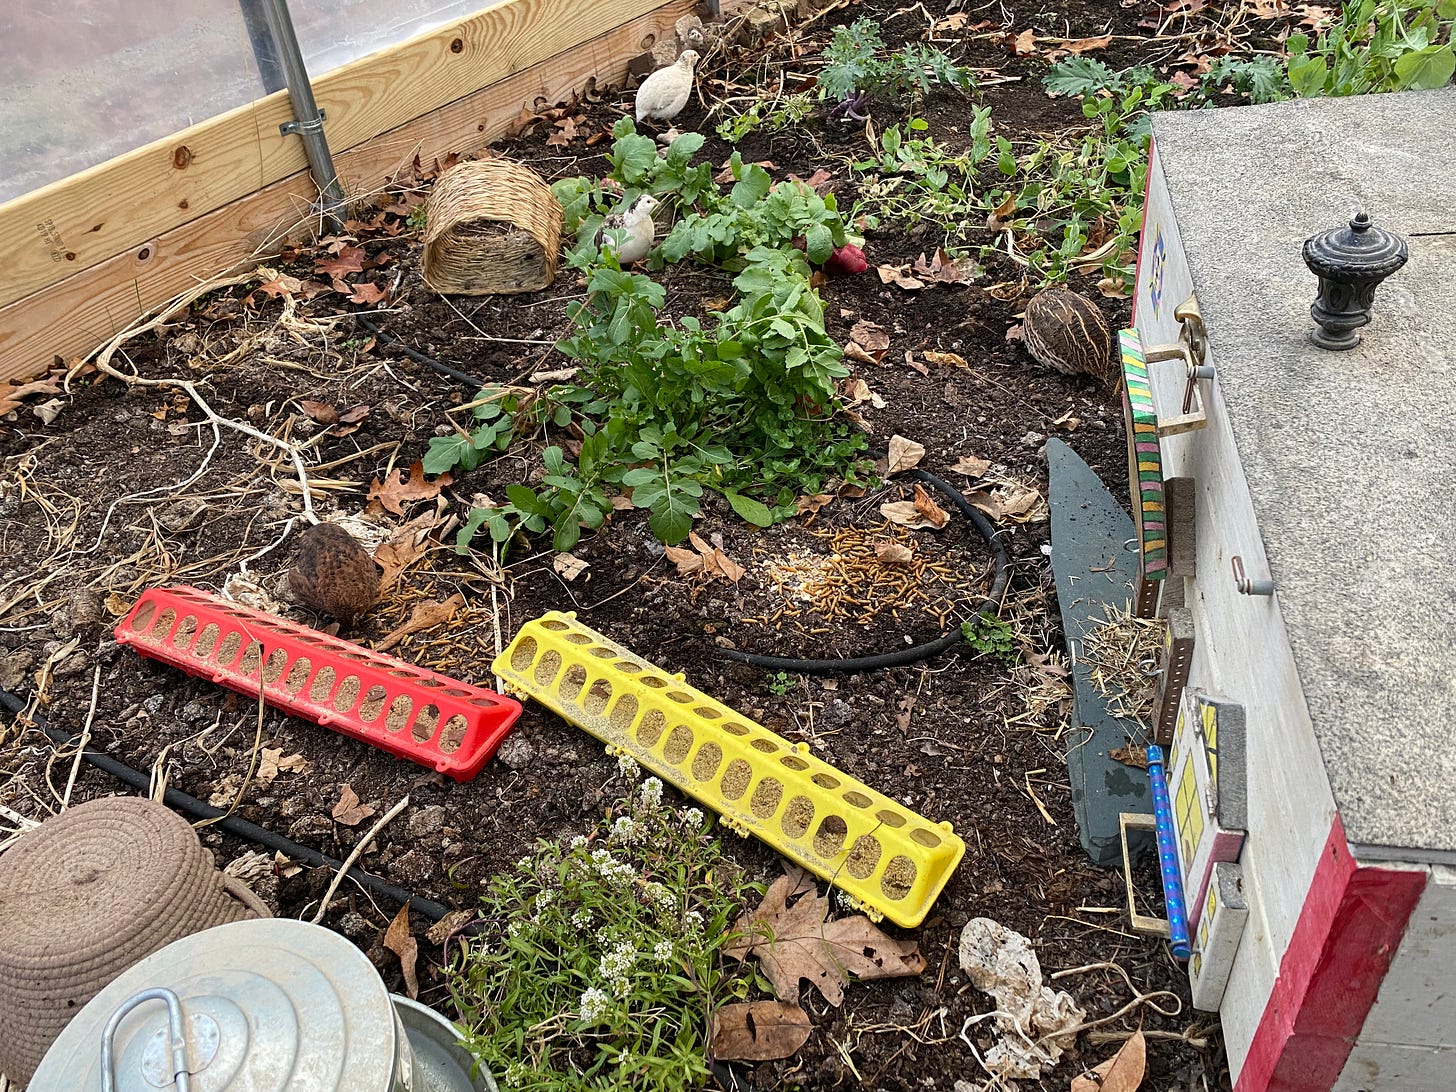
[0, 0, 1301, 1088]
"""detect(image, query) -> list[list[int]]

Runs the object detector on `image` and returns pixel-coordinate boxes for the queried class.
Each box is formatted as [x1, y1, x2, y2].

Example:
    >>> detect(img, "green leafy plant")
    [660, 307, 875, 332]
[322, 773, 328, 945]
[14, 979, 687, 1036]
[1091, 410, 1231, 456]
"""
[1287, 0, 1456, 96]
[961, 611, 1017, 665]
[850, 114, 993, 249]
[428, 121, 870, 553]
[714, 92, 817, 144]
[451, 769, 758, 1092]
[766, 671, 794, 696]
[819, 17, 976, 120]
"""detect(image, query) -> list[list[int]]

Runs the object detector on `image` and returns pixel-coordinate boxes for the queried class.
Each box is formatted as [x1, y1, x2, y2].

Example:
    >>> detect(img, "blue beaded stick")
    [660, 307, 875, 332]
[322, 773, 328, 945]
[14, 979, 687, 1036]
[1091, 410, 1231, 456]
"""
[1146, 745, 1191, 960]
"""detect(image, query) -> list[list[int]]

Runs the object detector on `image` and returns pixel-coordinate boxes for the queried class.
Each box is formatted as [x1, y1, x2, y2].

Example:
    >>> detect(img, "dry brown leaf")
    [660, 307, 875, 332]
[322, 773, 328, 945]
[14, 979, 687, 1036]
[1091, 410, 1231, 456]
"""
[904, 351, 930, 377]
[922, 351, 968, 369]
[710, 1001, 813, 1062]
[1097, 276, 1129, 299]
[667, 534, 746, 583]
[849, 320, 890, 353]
[1050, 408, 1081, 431]
[881, 500, 940, 530]
[724, 875, 925, 1006]
[331, 784, 376, 826]
[843, 342, 882, 367]
[949, 454, 992, 478]
[368, 461, 450, 517]
[1010, 28, 1037, 55]
[965, 482, 1048, 524]
[1062, 33, 1113, 53]
[796, 493, 836, 518]
[986, 191, 1019, 233]
[911, 249, 980, 285]
[374, 510, 441, 592]
[665, 544, 706, 576]
[876, 264, 926, 290]
[251, 273, 303, 300]
[875, 541, 914, 566]
[1072, 1030, 1146, 1092]
[374, 593, 464, 653]
[553, 552, 589, 581]
[384, 902, 420, 1000]
[886, 435, 926, 474]
[911, 483, 950, 528]
[0, 377, 63, 416]
[425, 908, 478, 946]
[841, 377, 872, 406]
[258, 747, 310, 785]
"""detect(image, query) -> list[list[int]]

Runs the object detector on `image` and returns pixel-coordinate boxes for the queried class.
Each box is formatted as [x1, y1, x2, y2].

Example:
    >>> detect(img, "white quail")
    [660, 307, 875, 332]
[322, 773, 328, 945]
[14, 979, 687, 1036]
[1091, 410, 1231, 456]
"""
[635, 50, 700, 125]
[594, 194, 659, 265]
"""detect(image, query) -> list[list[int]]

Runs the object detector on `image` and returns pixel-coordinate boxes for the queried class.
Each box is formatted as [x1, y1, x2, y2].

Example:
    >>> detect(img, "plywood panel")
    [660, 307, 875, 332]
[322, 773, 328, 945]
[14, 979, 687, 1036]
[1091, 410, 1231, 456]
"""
[0, 1, 694, 384]
[1135, 142, 1341, 1082]
[0, 0, 670, 311]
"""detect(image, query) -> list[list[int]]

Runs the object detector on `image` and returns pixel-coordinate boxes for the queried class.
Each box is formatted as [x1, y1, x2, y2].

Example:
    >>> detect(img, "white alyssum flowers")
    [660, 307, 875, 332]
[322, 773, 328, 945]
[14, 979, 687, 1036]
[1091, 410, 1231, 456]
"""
[612, 815, 639, 843]
[599, 940, 639, 996]
[579, 986, 611, 1023]
[653, 939, 675, 962]
[682, 808, 704, 829]
[617, 753, 641, 780]
[639, 777, 663, 810]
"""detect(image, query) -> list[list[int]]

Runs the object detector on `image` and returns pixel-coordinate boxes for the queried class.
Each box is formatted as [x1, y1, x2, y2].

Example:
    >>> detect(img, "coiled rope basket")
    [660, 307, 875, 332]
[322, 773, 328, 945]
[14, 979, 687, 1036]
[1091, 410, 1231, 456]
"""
[422, 158, 564, 296]
[0, 795, 268, 1083]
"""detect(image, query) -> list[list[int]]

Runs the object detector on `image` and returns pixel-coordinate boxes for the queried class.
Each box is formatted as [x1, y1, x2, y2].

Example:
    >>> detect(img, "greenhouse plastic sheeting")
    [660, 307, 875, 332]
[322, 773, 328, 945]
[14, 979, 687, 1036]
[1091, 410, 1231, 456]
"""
[0, 0, 499, 204]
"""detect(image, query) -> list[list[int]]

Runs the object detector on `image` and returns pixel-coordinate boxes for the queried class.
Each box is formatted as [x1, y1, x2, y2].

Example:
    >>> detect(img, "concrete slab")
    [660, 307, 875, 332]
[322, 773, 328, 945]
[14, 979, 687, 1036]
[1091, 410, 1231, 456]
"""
[1048, 438, 1152, 867]
[1150, 90, 1456, 855]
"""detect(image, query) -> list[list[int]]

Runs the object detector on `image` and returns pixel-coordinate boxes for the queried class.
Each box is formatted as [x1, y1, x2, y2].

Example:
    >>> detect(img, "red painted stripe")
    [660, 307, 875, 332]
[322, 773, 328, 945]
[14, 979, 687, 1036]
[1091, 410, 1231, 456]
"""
[1130, 137, 1157, 328]
[1235, 817, 1427, 1092]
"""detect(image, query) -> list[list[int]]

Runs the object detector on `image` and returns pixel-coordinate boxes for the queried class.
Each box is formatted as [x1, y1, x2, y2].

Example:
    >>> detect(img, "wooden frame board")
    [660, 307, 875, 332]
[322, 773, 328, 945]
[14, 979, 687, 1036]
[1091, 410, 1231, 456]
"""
[0, 0, 694, 384]
[0, 0, 674, 315]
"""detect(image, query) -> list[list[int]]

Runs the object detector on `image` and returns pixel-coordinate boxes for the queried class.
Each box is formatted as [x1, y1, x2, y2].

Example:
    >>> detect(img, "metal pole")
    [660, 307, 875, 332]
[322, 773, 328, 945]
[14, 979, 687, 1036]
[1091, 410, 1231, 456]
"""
[237, 0, 286, 93]
[256, 0, 347, 230]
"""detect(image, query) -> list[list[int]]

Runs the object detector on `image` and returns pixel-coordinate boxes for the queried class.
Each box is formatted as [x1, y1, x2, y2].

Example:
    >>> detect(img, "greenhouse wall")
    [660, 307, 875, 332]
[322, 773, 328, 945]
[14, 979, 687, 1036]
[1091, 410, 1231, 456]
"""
[1, 0, 505, 203]
[0, 0, 692, 385]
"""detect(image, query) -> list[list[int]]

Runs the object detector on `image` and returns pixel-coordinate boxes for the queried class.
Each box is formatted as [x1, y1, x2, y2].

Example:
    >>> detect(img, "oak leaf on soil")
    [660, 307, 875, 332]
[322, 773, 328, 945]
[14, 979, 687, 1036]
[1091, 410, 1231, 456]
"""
[709, 1001, 813, 1062]
[367, 461, 450, 517]
[724, 875, 925, 1006]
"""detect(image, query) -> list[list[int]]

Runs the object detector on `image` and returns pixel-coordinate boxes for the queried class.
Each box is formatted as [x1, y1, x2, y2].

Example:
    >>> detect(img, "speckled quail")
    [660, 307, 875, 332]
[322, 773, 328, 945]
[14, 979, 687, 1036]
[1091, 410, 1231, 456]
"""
[1021, 287, 1113, 380]
[594, 194, 659, 265]
[288, 523, 381, 627]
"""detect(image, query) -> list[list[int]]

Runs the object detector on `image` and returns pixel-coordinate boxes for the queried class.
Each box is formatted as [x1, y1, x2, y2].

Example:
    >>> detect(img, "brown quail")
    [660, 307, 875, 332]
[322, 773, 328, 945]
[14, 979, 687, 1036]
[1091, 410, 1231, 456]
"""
[1021, 287, 1113, 380]
[288, 523, 381, 627]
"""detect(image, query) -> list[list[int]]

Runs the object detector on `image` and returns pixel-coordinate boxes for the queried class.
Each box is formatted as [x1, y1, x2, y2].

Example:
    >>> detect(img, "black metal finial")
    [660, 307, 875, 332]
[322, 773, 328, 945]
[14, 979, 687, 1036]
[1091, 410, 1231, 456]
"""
[1302, 211, 1409, 351]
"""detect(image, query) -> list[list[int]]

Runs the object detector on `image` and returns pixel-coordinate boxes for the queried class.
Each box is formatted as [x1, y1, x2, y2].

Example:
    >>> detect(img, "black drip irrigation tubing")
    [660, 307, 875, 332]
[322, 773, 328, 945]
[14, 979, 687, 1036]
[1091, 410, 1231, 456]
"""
[352, 316, 1014, 674]
[354, 311, 490, 391]
[0, 689, 452, 923]
[717, 463, 1013, 675]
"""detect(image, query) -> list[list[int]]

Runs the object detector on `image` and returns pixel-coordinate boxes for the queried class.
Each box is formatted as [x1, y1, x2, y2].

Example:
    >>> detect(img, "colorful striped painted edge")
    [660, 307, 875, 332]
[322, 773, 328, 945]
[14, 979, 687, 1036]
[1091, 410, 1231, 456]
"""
[1121, 329, 1166, 578]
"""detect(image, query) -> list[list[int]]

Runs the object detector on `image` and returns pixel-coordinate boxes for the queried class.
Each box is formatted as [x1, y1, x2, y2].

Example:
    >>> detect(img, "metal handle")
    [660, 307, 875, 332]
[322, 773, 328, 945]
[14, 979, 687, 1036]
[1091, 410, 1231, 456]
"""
[102, 988, 192, 1092]
[1231, 555, 1274, 597]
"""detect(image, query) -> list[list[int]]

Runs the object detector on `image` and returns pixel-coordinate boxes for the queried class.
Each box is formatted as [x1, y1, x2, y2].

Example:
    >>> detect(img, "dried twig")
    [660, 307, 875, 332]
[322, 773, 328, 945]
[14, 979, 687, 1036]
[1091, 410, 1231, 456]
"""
[310, 794, 411, 924]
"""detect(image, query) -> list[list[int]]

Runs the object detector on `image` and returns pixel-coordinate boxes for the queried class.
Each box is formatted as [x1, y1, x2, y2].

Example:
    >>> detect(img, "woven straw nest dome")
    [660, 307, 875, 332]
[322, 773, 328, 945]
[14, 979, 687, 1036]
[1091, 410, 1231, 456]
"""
[0, 795, 267, 1083]
[422, 157, 564, 296]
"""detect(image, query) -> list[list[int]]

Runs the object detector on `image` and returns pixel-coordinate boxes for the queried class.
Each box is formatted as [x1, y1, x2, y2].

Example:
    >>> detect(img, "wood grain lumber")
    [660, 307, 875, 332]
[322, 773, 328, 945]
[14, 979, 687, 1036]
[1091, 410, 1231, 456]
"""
[0, 0, 694, 385]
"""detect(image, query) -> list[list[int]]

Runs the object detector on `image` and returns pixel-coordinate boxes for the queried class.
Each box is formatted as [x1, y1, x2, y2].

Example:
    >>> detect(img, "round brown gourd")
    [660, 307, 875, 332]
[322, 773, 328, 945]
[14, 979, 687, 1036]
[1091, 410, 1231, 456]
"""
[1021, 287, 1113, 380]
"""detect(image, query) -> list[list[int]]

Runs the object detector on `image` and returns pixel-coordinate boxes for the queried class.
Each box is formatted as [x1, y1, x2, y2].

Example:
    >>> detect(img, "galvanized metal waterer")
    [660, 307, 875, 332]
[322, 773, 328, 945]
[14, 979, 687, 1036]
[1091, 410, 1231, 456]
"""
[26, 918, 494, 1092]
